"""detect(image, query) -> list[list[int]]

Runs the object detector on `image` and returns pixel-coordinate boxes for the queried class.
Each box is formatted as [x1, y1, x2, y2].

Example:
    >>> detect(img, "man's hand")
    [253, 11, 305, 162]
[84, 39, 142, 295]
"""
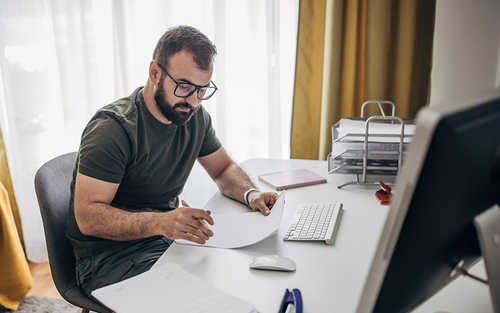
[247, 191, 279, 216]
[162, 208, 214, 244]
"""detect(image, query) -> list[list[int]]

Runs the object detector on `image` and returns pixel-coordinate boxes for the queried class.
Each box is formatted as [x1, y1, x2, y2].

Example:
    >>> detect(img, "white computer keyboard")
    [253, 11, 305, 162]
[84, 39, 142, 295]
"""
[283, 202, 343, 245]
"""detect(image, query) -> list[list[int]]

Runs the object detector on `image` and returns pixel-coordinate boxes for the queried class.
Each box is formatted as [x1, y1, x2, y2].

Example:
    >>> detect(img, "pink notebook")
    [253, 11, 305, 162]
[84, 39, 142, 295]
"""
[258, 168, 327, 191]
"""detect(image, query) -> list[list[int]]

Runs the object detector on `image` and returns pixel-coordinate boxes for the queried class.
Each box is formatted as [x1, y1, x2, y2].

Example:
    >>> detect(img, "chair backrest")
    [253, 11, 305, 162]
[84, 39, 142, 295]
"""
[34, 152, 111, 313]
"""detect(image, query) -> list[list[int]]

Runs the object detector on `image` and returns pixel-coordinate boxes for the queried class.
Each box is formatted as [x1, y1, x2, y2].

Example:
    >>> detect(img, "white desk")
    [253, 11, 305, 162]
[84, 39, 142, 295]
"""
[154, 158, 389, 312]
[153, 158, 495, 312]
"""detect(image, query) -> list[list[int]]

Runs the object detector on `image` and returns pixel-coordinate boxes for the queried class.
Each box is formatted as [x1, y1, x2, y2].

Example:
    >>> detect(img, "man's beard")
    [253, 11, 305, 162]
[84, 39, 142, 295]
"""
[154, 78, 200, 125]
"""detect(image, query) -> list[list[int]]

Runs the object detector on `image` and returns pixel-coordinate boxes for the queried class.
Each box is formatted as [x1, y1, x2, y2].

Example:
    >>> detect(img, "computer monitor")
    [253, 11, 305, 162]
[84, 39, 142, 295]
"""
[356, 88, 500, 313]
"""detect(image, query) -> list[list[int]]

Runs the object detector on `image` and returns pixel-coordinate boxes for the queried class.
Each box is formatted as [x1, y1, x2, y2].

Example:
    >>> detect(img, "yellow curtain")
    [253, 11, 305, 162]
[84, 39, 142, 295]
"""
[291, 0, 436, 160]
[0, 129, 24, 247]
[0, 129, 32, 311]
[0, 180, 33, 310]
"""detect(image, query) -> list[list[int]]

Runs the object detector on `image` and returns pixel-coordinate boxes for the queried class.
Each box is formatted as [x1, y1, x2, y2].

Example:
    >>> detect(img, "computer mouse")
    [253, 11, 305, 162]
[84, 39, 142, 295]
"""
[248, 254, 296, 272]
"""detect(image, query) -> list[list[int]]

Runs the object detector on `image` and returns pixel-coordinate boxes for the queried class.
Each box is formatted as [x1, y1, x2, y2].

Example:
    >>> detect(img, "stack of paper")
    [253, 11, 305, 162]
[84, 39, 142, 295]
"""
[330, 118, 415, 175]
[92, 262, 257, 313]
[334, 118, 415, 143]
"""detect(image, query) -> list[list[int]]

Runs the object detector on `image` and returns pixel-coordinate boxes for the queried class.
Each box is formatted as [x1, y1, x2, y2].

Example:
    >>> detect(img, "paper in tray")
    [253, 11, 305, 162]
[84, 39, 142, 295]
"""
[331, 143, 410, 159]
[329, 118, 414, 176]
[333, 118, 416, 142]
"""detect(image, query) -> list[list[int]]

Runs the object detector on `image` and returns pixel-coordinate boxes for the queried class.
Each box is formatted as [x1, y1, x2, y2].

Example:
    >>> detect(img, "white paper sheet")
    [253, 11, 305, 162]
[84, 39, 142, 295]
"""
[92, 263, 256, 313]
[336, 118, 415, 143]
[176, 191, 285, 248]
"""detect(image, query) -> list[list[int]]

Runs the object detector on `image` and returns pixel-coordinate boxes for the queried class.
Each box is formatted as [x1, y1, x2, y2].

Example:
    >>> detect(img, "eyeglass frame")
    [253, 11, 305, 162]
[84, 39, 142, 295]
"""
[156, 62, 218, 100]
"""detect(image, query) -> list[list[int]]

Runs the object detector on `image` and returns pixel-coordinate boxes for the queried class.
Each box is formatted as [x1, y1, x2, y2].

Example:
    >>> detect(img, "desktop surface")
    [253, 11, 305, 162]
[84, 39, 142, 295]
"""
[154, 158, 389, 312]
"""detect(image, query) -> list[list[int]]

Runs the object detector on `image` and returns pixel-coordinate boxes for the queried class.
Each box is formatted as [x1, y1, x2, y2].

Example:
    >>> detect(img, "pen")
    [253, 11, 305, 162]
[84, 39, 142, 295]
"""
[181, 200, 210, 229]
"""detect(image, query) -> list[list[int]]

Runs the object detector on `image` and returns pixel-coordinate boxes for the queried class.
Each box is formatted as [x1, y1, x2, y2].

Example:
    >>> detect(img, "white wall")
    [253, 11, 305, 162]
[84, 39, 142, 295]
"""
[429, 0, 500, 105]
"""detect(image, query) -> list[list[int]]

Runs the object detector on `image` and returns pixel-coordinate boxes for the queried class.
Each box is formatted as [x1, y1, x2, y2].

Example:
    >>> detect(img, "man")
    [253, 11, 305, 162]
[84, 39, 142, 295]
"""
[67, 25, 278, 298]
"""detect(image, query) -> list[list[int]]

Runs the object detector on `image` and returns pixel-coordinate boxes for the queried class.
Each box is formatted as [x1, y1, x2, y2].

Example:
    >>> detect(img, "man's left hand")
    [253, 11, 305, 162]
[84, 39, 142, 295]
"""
[247, 191, 279, 216]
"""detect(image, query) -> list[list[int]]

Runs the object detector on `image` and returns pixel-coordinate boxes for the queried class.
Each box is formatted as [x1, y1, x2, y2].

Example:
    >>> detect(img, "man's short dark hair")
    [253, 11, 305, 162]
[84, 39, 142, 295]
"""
[153, 25, 217, 71]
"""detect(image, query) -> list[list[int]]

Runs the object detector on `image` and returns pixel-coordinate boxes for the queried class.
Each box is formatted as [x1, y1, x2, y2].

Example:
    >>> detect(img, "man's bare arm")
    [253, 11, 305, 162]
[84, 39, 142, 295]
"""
[73, 173, 214, 244]
[198, 147, 278, 215]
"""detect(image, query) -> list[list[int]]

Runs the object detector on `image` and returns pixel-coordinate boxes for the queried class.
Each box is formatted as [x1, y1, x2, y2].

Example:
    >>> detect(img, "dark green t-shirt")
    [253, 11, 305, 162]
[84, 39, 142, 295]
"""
[67, 87, 221, 257]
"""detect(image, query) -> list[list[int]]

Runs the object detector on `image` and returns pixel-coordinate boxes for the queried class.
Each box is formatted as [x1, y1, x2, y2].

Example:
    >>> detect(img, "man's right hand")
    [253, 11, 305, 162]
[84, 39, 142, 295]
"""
[162, 208, 214, 244]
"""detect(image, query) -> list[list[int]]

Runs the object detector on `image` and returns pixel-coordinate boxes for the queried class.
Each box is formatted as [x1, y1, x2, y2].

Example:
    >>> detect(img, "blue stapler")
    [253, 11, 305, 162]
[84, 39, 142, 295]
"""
[278, 288, 303, 313]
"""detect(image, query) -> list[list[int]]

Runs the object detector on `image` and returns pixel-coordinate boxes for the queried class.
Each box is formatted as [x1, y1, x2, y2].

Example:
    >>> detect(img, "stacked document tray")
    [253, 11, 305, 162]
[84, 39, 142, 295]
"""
[328, 101, 414, 188]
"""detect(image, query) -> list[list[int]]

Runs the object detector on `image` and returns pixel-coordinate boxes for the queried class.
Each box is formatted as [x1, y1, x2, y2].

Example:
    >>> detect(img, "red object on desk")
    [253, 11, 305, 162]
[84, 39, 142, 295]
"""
[379, 181, 392, 193]
[375, 181, 393, 204]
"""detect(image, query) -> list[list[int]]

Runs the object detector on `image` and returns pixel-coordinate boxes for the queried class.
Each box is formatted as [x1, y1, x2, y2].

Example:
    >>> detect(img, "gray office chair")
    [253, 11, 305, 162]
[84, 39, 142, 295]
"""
[34, 152, 112, 313]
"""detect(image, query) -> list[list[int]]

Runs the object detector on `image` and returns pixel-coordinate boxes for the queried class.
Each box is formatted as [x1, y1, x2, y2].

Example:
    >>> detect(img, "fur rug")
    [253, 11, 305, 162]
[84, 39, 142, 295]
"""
[0, 296, 80, 313]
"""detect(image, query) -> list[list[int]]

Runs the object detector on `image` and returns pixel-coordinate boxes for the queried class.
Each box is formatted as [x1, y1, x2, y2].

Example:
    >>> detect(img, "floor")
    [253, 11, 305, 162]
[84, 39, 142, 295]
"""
[27, 261, 62, 299]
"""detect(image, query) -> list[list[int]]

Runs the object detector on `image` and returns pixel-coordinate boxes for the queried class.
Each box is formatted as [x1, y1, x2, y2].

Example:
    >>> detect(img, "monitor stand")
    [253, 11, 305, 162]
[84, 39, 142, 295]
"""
[474, 204, 500, 313]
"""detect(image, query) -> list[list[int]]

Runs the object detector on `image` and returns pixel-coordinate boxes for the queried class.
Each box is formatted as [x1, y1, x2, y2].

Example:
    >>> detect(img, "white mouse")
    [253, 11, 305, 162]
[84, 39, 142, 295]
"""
[248, 254, 296, 272]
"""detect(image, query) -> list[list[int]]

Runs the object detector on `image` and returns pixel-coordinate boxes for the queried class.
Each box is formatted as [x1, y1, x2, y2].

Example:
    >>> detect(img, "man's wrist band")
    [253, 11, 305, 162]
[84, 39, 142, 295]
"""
[244, 188, 260, 206]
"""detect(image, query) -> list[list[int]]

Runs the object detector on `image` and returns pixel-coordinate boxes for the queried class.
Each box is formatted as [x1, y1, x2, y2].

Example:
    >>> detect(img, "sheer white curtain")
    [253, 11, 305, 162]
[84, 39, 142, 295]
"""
[0, 0, 298, 262]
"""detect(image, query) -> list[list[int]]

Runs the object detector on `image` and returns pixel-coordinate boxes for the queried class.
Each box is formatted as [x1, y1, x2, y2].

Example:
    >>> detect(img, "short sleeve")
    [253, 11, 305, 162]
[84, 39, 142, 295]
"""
[198, 106, 222, 157]
[77, 111, 132, 184]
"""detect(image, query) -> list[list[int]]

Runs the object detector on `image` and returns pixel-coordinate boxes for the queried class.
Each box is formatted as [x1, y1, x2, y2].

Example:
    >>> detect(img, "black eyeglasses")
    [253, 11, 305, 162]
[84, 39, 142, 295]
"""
[156, 62, 218, 100]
